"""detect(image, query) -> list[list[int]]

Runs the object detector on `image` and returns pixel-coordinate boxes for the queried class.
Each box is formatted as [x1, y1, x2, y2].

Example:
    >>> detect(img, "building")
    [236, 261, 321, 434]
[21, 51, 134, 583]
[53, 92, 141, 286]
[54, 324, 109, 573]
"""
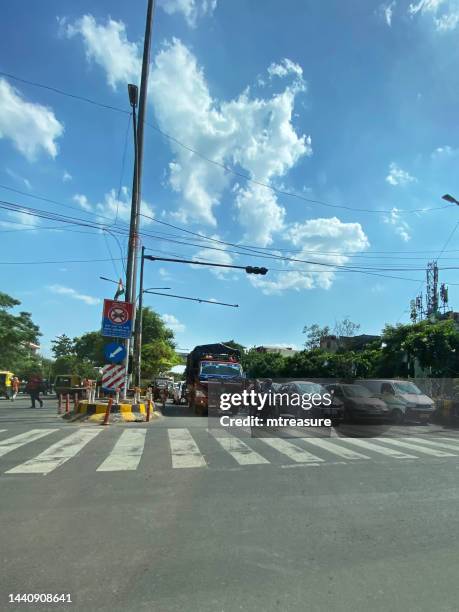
[319, 334, 380, 353]
[255, 345, 299, 357]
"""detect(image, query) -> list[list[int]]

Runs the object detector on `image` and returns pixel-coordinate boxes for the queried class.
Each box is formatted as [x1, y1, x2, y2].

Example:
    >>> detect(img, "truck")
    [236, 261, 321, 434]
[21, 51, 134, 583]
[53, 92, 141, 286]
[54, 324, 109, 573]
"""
[185, 343, 245, 415]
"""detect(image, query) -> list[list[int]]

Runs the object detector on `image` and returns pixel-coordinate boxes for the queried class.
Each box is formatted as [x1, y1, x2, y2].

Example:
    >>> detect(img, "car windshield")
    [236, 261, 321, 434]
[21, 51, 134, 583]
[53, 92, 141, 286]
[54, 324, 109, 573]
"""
[343, 385, 373, 398]
[394, 381, 423, 395]
[295, 382, 325, 394]
[200, 361, 242, 377]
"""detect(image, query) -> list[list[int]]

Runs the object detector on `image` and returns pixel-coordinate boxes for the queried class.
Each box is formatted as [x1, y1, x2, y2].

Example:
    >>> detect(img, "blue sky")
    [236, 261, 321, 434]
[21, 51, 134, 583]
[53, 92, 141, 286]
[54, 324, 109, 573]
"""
[2, 0, 459, 356]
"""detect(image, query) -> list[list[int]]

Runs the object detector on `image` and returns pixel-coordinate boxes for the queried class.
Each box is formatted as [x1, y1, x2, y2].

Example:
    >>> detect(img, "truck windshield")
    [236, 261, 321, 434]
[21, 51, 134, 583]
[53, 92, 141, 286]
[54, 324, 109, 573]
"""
[199, 361, 242, 378]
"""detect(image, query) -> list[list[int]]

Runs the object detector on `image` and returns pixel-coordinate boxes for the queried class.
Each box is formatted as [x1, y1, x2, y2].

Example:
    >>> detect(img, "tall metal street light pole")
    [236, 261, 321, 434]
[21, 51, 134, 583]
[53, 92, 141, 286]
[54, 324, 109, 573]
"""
[124, 0, 156, 397]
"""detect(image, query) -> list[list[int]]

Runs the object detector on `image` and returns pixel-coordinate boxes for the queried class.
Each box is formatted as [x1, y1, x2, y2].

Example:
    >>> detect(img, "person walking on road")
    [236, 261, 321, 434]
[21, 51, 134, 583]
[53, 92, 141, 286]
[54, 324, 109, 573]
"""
[26, 375, 44, 409]
[10, 376, 20, 401]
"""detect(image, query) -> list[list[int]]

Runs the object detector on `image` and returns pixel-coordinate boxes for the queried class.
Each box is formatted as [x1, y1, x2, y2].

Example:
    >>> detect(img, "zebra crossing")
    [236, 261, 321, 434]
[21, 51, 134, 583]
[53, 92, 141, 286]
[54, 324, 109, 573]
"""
[1, 427, 459, 476]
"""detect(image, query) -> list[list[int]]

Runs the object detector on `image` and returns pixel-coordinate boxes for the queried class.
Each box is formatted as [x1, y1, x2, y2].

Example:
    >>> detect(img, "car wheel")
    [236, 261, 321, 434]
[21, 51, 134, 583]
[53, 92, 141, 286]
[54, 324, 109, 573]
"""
[391, 409, 404, 424]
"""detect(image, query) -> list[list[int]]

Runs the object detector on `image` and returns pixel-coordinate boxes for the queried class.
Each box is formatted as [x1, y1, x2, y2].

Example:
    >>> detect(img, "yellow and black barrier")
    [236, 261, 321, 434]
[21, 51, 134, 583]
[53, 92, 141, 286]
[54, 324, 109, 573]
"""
[62, 399, 158, 423]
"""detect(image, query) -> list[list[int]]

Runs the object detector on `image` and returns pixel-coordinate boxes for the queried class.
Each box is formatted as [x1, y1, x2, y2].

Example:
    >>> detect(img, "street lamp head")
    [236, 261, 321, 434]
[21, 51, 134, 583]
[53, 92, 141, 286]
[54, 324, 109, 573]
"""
[128, 84, 138, 108]
[442, 194, 459, 205]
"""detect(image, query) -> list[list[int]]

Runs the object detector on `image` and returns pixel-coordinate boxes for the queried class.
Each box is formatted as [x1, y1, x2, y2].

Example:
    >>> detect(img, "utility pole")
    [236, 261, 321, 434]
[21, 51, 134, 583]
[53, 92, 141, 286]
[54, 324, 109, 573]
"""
[135, 246, 146, 387]
[124, 0, 156, 396]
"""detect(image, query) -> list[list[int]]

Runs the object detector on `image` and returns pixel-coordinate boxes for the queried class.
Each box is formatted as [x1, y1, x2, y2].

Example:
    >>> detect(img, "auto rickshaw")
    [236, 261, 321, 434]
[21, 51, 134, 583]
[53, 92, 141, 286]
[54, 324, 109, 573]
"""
[0, 371, 15, 399]
[54, 374, 82, 397]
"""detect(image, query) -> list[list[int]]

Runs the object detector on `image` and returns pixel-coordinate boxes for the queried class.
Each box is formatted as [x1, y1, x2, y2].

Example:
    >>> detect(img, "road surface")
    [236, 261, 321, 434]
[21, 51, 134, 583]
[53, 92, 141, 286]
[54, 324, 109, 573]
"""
[1, 396, 459, 611]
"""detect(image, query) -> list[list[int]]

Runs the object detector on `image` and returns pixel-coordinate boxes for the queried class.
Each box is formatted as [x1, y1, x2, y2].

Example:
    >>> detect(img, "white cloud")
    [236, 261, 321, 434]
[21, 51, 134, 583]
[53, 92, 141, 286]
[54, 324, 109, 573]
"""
[161, 313, 186, 333]
[250, 217, 369, 295]
[267, 58, 303, 80]
[65, 15, 141, 89]
[0, 78, 63, 161]
[408, 0, 459, 31]
[63, 170, 72, 182]
[385, 162, 416, 186]
[158, 0, 217, 27]
[73, 194, 92, 212]
[431, 145, 455, 158]
[380, 1, 396, 25]
[47, 284, 101, 305]
[158, 267, 172, 279]
[95, 187, 155, 224]
[151, 39, 310, 244]
[5, 167, 31, 190]
[193, 237, 234, 278]
[0, 210, 40, 230]
[384, 207, 411, 241]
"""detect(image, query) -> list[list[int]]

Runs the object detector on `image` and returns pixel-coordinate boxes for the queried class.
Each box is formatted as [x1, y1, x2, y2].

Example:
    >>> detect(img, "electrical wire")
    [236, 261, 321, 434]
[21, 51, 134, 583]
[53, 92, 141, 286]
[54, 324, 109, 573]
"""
[1, 70, 452, 217]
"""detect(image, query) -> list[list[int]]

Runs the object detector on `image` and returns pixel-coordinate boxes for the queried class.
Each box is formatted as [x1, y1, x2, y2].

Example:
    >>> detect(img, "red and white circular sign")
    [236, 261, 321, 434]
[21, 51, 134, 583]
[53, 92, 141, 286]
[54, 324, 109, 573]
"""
[108, 303, 129, 325]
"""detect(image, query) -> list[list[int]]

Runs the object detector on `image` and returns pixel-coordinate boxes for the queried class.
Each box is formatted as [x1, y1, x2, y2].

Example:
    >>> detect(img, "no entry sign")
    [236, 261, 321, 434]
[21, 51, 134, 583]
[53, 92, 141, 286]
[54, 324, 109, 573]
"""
[101, 299, 133, 339]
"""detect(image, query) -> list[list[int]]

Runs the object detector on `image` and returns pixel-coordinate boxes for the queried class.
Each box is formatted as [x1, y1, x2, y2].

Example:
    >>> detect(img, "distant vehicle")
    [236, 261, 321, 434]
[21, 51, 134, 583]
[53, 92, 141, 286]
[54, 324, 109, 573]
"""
[0, 371, 15, 399]
[172, 381, 185, 405]
[326, 383, 390, 422]
[151, 376, 173, 401]
[54, 374, 82, 397]
[186, 343, 245, 415]
[274, 381, 344, 423]
[356, 379, 435, 424]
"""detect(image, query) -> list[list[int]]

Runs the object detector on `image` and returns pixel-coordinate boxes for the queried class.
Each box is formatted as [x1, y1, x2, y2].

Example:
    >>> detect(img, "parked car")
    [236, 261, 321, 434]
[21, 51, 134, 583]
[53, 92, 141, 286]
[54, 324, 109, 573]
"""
[326, 383, 390, 422]
[356, 379, 435, 424]
[274, 381, 344, 422]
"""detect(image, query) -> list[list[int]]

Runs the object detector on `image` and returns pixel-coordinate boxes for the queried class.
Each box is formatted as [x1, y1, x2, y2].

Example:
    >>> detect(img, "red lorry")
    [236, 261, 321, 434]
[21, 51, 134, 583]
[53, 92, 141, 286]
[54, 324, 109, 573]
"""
[185, 343, 244, 415]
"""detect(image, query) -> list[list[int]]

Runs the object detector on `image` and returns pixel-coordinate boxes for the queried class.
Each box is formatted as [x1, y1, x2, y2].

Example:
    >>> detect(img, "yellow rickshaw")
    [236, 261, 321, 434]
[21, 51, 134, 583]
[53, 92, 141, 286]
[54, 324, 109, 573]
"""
[0, 371, 15, 399]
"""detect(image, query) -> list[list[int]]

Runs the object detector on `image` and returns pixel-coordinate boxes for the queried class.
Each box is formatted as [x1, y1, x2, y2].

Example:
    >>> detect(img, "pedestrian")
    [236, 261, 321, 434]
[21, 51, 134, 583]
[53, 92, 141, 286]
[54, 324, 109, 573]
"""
[25, 375, 44, 409]
[10, 376, 20, 401]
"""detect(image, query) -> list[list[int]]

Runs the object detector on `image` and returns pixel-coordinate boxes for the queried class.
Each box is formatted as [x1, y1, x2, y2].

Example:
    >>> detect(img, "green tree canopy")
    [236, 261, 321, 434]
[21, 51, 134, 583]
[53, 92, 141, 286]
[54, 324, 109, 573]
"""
[51, 334, 75, 358]
[0, 292, 41, 372]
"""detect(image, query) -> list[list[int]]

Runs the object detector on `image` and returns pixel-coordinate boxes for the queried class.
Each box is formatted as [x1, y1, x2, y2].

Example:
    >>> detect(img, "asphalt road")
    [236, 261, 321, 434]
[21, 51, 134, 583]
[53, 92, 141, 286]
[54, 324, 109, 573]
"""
[1, 396, 459, 611]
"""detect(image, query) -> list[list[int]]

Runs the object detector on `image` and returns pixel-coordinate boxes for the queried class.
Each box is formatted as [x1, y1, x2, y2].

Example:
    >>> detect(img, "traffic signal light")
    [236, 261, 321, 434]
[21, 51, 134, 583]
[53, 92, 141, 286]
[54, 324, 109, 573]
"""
[245, 266, 268, 275]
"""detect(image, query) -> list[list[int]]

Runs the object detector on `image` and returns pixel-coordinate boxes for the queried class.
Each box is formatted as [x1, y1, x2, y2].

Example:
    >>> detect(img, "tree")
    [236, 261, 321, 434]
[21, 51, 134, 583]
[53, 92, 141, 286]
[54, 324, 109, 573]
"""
[141, 307, 175, 346]
[73, 332, 105, 365]
[141, 339, 181, 379]
[0, 292, 41, 372]
[51, 334, 74, 358]
[333, 317, 360, 339]
[302, 324, 330, 350]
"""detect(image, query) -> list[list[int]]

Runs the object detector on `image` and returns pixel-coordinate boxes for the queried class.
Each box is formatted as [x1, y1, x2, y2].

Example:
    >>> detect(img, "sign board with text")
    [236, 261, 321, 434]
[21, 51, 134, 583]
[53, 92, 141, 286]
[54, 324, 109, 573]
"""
[101, 299, 133, 339]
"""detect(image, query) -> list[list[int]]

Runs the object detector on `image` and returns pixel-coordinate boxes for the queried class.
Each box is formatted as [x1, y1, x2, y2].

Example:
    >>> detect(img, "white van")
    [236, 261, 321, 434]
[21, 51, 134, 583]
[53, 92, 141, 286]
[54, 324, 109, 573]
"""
[356, 379, 435, 423]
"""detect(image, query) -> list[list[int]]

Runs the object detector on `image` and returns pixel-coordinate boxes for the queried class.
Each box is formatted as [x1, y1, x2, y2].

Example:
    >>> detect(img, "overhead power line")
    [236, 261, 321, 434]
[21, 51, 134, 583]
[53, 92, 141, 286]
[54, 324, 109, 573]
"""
[0, 70, 452, 217]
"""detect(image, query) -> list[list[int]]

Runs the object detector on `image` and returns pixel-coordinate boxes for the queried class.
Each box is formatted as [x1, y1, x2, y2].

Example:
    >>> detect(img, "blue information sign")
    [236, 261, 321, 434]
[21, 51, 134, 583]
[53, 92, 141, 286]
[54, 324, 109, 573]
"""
[104, 342, 127, 364]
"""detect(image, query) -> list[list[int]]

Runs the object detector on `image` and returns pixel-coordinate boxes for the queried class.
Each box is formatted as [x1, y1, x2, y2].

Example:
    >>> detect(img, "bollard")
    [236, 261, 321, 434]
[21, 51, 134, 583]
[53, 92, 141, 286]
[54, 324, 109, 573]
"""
[102, 397, 113, 426]
[73, 393, 78, 412]
[58, 394, 63, 414]
[146, 399, 152, 422]
[115, 388, 120, 405]
[65, 394, 70, 414]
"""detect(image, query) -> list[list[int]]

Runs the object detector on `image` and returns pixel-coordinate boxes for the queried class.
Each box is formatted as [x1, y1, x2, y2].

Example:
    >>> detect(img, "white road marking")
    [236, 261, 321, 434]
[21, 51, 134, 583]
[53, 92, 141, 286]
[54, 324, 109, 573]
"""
[378, 437, 457, 457]
[6, 430, 102, 474]
[97, 430, 146, 472]
[260, 437, 324, 464]
[302, 437, 370, 460]
[338, 437, 417, 459]
[400, 436, 459, 453]
[0, 429, 56, 458]
[209, 430, 269, 465]
[168, 428, 206, 468]
[0, 429, 7, 434]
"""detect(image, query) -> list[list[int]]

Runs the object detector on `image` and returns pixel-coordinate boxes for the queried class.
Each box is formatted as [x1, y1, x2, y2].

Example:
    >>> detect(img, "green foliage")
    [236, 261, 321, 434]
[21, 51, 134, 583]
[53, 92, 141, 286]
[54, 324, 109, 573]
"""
[0, 292, 41, 373]
[51, 334, 75, 358]
[302, 324, 330, 350]
[73, 331, 105, 365]
[141, 339, 181, 380]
